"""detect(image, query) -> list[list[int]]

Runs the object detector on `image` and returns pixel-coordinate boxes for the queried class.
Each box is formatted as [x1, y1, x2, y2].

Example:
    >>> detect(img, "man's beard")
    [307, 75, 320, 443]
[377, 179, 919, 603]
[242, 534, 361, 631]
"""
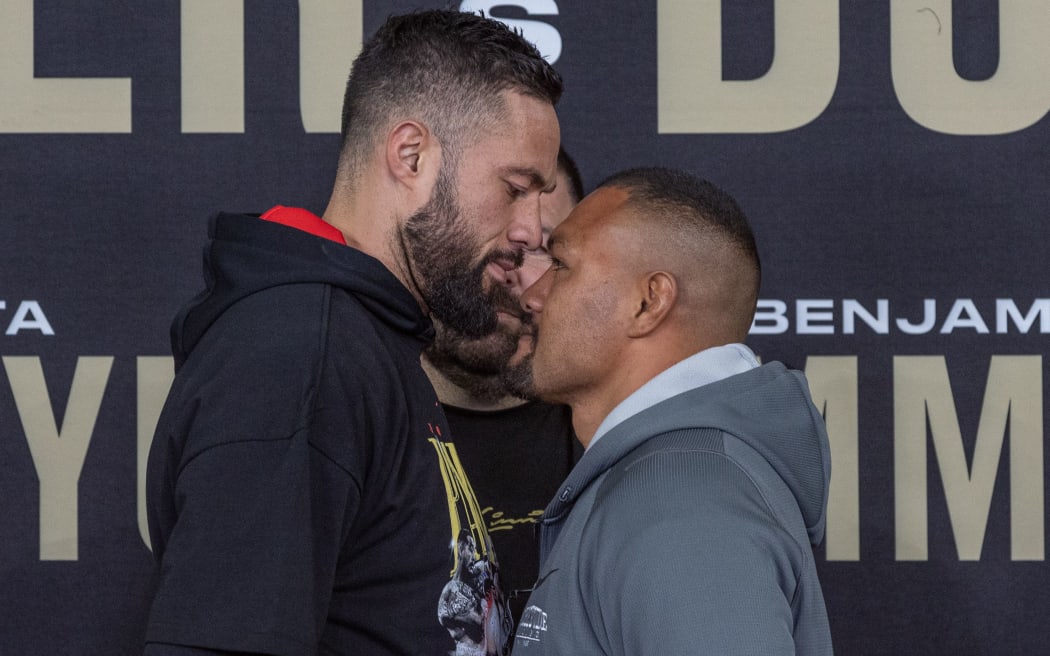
[426, 283, 538, 404]
[496, 329, 537, 401]
[403, 167, 521, 339]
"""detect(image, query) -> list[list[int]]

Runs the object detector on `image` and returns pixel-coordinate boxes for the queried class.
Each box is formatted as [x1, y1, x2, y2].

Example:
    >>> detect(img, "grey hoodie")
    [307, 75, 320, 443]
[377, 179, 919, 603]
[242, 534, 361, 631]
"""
[513, 361, 833, 655]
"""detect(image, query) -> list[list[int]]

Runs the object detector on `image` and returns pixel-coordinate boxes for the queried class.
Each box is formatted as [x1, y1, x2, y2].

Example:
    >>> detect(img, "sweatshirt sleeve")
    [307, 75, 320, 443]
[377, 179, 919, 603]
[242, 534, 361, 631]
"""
[144, 644, 243, 655]
[582, 447, 805, 656]
[146, 433, 361, 654]
[146, 286, 365, 654]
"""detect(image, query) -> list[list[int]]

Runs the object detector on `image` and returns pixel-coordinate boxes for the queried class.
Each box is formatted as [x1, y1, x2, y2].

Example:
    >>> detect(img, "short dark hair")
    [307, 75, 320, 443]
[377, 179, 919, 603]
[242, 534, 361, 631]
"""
[557, 147, 585, 203]
[338, 10, 563, 181]
[598, 167, 761, 295]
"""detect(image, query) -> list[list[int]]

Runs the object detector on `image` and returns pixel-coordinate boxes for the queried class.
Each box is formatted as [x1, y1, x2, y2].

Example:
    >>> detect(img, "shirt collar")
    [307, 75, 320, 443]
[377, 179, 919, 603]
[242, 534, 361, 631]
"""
[588, 343, 760, 449]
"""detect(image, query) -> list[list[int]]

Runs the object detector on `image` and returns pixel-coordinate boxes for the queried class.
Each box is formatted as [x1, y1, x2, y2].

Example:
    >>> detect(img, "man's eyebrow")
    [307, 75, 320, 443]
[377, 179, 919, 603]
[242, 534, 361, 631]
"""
[504, 167, 557, 193]
[546, 233, 561, 253]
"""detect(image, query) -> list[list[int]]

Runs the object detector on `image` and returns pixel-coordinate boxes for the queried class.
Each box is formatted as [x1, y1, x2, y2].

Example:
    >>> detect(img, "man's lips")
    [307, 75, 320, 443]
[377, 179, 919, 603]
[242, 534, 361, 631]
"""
[496, 306, 534, 337]
[485, 258, 519, 285]
[484, 247, 524, 277]
[496, 309, 523, 325]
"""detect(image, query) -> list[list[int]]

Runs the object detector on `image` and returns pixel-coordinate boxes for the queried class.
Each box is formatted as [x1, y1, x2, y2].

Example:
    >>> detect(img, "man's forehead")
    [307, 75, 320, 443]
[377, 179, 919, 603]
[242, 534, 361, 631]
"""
[551, 186, 636, 251]
[574, 186, 632, 226]
[483, 91, 560, 186]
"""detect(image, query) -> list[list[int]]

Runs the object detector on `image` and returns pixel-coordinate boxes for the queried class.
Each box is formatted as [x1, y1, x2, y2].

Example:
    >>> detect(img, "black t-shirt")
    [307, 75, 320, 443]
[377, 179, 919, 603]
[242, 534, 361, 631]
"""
[442, 401, 580, 625]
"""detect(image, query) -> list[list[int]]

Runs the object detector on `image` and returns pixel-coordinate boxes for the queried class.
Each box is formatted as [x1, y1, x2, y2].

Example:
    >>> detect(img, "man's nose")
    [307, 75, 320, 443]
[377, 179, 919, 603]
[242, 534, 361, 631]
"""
[506, 197, 543, 250]
[520, 266, 552, 314]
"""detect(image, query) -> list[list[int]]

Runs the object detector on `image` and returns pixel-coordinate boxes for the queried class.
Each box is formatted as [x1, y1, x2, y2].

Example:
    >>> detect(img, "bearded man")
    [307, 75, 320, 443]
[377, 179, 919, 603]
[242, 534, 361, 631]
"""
[144, 10, 561, 655]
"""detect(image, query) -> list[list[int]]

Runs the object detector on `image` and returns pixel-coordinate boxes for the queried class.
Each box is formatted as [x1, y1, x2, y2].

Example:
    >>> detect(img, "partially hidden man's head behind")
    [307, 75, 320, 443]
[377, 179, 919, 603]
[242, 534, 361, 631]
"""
[336, 10, 564, 186]
[424, 147, 585, 407]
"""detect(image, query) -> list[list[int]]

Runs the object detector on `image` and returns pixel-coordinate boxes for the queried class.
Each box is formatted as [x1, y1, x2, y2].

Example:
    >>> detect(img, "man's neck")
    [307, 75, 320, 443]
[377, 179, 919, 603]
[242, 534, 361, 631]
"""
[571, 341, 754, 450]
[420, 356, 527, 412]
[323, 185, 429, 314]
[566, 404, 603, 450]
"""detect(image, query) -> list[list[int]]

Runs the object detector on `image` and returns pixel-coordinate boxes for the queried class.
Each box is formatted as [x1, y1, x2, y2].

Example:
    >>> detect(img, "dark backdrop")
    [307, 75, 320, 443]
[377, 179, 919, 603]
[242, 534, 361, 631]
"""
[2, 1, 1047, 654]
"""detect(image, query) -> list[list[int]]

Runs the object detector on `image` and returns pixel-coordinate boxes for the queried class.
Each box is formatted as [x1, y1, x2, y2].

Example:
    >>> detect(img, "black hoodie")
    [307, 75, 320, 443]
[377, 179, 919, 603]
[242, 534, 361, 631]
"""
[145, 210, 513, 655]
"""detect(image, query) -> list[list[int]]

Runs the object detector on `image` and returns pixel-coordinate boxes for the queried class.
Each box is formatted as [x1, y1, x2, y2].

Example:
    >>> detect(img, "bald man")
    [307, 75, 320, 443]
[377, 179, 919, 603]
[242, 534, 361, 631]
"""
[512, 167, 833, 655]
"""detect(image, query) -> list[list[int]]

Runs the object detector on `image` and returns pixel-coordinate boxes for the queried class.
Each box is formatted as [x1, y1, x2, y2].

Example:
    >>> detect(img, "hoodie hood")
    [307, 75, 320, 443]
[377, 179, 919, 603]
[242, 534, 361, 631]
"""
[544, 361, 831, 546]
[171, 211, 432, 369]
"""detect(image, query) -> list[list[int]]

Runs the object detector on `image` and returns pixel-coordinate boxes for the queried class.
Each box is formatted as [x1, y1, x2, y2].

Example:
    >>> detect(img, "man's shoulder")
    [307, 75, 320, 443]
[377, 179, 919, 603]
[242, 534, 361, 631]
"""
[592, 428, 761, 515]
[167, 283, 392, 428]
[201, 281, 389, 357]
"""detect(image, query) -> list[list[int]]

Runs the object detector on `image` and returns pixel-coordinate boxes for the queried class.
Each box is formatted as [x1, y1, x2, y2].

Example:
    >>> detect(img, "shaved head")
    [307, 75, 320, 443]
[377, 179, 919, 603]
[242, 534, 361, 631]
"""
[521, 166, 762, 441]
[596, 167, 761, 342]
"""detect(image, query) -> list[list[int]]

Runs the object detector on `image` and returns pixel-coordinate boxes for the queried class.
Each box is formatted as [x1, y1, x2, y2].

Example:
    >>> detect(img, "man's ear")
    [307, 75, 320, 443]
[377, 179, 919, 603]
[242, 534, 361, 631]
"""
[385, 120, 439, 193]
[627, 271, 677, 338]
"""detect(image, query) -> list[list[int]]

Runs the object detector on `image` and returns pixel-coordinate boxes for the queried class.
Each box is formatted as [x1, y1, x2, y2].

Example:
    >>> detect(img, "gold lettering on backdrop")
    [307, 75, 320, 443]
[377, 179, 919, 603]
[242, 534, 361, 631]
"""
[0, 0, 364, 135]
[0, 1, 130, 132]
[657, 0, 839, 133]
[3, 2, 1048, 135]
[181, 0, 244, 133]
[136, 357, 175, 552]
[894, 355, 1044, 561]
[181, 0, 364, 134]
[299, 0, 364, 133]
[5, 354, 1044, 562]
[3, 356, 113, 560]
[805, 356, 860, 561]
[891, 0, 1050, 135]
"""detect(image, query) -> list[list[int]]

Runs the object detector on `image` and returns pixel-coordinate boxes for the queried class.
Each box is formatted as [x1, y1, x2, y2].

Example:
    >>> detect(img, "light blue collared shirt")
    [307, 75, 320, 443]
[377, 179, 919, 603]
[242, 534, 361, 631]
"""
[587, 343, 760, 450]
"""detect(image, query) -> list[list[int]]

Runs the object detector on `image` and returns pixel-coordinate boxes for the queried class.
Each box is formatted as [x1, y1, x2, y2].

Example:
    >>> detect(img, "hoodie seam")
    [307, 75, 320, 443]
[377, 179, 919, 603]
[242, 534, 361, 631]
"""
[621, 437, 809, 606]
[177, 284, 361, 485]
[621, 441, 796, 534]
[305, 287, 365, 487]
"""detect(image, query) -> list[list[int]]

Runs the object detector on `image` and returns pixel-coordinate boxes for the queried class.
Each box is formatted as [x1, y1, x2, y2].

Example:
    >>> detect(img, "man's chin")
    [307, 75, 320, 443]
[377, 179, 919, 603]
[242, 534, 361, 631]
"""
[505, 332, 534, 369]
[444, 331, 518, 370]
[499, 353, 537, 401]
[424, 258, 504, 339]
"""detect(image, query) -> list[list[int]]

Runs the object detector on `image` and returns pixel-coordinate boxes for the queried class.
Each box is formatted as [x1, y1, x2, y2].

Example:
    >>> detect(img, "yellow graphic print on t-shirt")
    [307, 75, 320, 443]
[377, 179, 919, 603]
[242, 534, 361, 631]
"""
[429, 435, 514, 655]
